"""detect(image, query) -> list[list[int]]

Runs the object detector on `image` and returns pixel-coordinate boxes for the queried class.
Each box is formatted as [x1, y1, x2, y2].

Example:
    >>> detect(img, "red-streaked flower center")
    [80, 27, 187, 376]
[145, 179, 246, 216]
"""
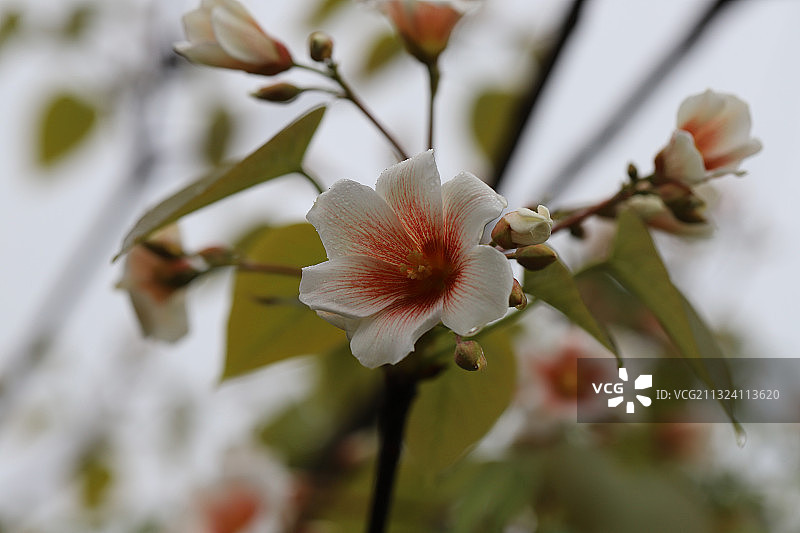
[398, 243, 458, 302]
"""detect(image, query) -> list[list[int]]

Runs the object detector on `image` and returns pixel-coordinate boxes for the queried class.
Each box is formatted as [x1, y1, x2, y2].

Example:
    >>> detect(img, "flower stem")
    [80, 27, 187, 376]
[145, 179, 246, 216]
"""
[327, 63, 410, 161]
[367, 369, 418, 533]
[426, 62, 440, 150]
[550, 187, 633, 234]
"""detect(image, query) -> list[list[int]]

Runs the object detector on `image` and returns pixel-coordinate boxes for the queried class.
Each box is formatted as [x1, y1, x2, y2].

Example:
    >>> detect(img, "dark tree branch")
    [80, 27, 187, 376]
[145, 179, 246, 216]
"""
[537, 0, 738, 201]
[489, 0, 591, 190]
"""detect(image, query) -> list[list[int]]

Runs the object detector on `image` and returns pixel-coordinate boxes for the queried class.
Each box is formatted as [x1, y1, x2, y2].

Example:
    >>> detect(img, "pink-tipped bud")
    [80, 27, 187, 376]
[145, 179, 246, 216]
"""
[308, 31, 334, 62]
[454, 339, 486, 371]
[252, 83, 304, 103]
[514, 244, 557, 271]
[174, 0, 293, 76]
[509, 278, 527, 310]
[380, 0, 464, 65]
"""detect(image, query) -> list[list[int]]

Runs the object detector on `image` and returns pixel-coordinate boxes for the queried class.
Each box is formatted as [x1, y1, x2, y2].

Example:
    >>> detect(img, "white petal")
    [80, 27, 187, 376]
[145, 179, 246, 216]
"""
[441, 245, 512, 336]
[705, 138, 763, 174]
[441, 171, 507, 252]
[349, 301, 443, 368]
[375, 150, 444, 248]
[299, 255, 409, 318]
[213, 0, 254, 20]
[306, 179, 416, 265]
[677, 89, 726, 130]
[701, 95, 753, 157]
[211, 4, 278, 64]
[174, 42, 243, 69]
[315, 311, 361, 339]
[129, 290, 189, 343]
[656, 130, 706, 184]
[182, 8, 216, 43]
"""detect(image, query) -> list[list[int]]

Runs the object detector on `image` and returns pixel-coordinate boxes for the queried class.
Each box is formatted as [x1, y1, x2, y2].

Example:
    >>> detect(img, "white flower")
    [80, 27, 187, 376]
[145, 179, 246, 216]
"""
[655, 89, 762, 184]
[299, 151, 513, 368]
[117, 225, 193, 342]
[175, 0, 293, 76]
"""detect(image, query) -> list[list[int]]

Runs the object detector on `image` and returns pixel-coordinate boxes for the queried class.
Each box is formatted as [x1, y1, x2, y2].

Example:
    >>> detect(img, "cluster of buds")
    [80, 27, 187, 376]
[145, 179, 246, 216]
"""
[625, 90, 762, 235]
[491, 205, 558, 271]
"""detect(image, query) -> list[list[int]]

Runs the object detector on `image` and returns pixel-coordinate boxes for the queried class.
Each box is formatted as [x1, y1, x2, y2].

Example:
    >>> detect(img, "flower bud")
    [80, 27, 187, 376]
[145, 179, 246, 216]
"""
[379, 0, 464, 65]
[308, 31, 334, 62]
[514, 244, 557, 271]
[508, 278, 527, 310]
[252, 83, 304, 103]
[492, 206, 553, 249]
[454, 339, 486, 371]
[117, 225, 192, 342]
[174, 0, 293, 76]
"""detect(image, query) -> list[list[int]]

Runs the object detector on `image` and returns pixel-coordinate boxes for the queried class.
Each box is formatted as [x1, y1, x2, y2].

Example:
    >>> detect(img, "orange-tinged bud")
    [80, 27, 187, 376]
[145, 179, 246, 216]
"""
[380, 0, 464, 65]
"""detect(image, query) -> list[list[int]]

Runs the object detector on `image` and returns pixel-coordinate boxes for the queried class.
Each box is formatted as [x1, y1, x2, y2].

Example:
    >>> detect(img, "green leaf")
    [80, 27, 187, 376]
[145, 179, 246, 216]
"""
[540, 443, 713, 533]
[361, 32, 403, 76]
[523, 259, 618, 357]
[223, 223, 345, 380]
[470, 89, 517, 163]
[405, 328, 516, 475]
[37, 93, 97, 167]
[115, 106, 326, 260]
[603, 209, 740, 432]
[202, 105, 235, 166]
[307, 0, 350, 25]
[62, 4, 95, 40]
[450, 460, 540, 533]
[0, 10, 23, 51]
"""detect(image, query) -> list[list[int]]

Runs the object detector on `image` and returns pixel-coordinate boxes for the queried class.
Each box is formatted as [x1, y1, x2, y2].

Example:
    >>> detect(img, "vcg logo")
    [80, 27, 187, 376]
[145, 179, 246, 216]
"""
[592, 367, 653, 414]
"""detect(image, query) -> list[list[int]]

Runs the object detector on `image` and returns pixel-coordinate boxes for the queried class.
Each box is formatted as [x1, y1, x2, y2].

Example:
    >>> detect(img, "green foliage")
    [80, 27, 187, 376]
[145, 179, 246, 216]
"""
[62, 4, 95, 40]
[77, 448, 113, 510]
[115, 106, 326, 259]
[224, 224, 345, 381]
[450, 460, 540, 533]
[37, 92, 97, 167]
[202, 105, 235, 166]
[602, 209, 740, 431]
[307, 0, 350, 26]
[361, 32, 404, 76]
[258, 345, 378, 467]
[523, 258, 618, 357]
[404, 328, 517, 475]
[470, 89, 517, 163]
[0, 9, 22, 50]
[538, 444, 713, 533]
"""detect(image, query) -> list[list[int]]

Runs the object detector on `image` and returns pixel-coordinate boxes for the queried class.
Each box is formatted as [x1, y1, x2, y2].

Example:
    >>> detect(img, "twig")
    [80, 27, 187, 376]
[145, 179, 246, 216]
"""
[536, 0, 737, 200]
[489, 0, 590, 190]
